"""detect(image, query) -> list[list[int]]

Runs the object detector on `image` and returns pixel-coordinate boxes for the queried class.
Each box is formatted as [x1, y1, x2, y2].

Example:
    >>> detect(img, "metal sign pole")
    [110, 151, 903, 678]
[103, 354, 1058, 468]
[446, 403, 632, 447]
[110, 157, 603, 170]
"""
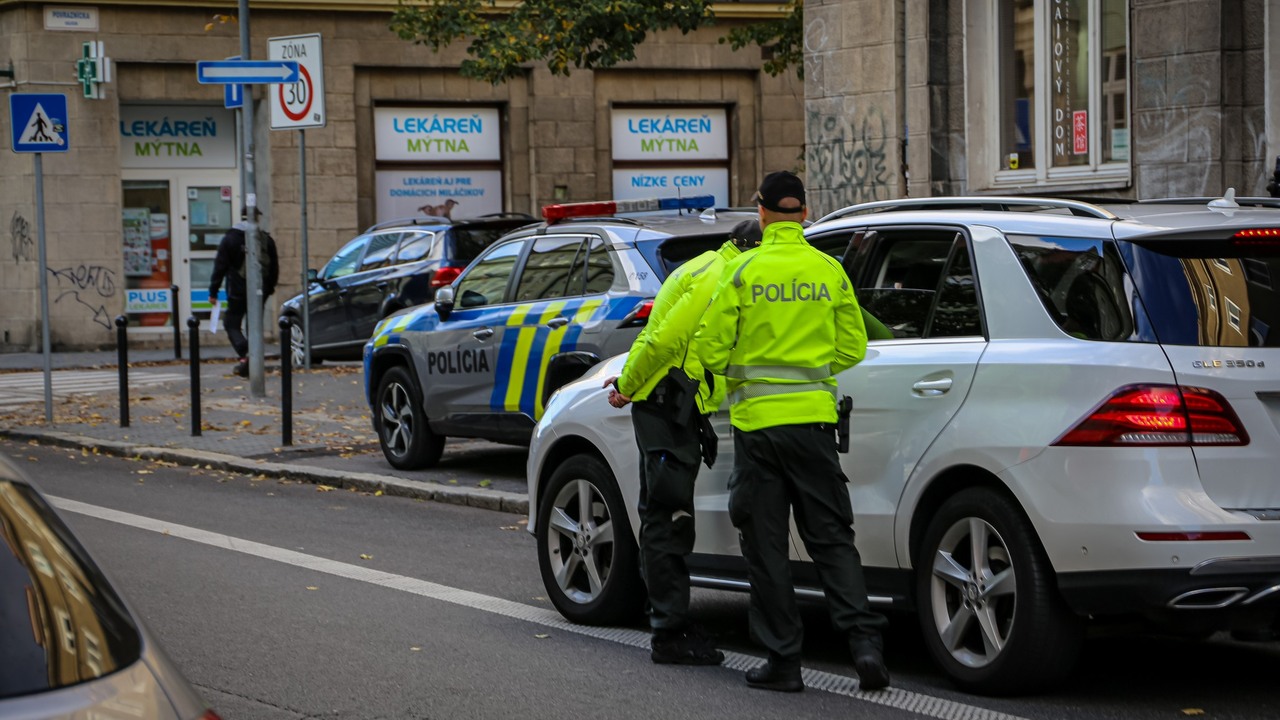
[35, 153, 52, 423]
[239, 0, 265, 397]
[300, 128, 311, 369]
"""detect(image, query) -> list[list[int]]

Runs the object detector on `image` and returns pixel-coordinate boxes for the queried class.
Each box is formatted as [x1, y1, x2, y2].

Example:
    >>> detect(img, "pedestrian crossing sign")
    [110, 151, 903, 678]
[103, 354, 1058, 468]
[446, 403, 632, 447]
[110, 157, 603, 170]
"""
[9, 93, 69, 153]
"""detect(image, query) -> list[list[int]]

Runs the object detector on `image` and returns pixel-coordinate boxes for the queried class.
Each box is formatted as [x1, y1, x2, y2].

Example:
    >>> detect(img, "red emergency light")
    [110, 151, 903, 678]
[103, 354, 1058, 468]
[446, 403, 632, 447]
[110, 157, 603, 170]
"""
[541, 195, 716, 223]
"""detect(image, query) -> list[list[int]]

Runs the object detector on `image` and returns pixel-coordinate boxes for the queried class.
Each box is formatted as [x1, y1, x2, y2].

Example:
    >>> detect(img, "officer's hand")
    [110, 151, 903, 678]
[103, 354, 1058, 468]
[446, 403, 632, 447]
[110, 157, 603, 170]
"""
[607, 389, 631, 408]
[602, 375, 618, 390]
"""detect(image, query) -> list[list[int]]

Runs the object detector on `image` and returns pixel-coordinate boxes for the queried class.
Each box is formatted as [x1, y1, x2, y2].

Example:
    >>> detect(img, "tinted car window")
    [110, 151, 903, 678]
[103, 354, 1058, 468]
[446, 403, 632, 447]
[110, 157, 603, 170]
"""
[456, 240, 524, 308]
[1121, 238, 1280, 347]
[516, 236, 587, 302]
[394, 231, 437, 263]
[321, 236, 369, 280]
[360, 232, 402, 270]
[0, 481, 142, 699]
[1009, 235, 1135, 341]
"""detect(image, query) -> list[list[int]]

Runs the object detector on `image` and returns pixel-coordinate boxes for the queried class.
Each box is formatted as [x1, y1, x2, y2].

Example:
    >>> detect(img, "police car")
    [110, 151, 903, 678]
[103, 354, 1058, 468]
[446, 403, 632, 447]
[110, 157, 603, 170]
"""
[526, 192, 1280, 694]
[362, 196, 758, 469]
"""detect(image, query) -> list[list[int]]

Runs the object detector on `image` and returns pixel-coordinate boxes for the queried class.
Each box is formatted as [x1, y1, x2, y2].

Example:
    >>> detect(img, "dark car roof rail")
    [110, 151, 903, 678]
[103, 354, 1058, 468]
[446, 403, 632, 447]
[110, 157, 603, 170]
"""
[814, 196, 1117, 224]
[1130, 196, 1280, 209]
[362, 211, 537, 234]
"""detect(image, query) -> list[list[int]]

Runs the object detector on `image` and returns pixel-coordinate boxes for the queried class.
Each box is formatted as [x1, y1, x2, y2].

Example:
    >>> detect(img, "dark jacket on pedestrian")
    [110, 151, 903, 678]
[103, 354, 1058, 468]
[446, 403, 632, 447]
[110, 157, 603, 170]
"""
[210, 221, 280, 309]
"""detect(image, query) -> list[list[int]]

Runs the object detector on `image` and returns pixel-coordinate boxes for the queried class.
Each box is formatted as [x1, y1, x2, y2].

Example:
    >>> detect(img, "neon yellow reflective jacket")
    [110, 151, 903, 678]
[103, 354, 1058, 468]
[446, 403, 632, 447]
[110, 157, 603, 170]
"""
[695, 221, 867, 431]
[616, 241, 741, 413]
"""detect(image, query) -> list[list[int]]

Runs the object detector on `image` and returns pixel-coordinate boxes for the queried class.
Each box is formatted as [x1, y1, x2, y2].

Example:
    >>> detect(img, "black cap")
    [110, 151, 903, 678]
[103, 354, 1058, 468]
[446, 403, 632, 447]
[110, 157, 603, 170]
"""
[729, 218, 762, 249]
[755, 170, 805, 213]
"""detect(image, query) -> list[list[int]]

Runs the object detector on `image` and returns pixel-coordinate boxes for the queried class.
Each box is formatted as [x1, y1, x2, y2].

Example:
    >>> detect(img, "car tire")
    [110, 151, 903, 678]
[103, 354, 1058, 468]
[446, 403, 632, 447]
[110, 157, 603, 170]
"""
[374, 366, 444, 469]
[537, 454, 645, 626]
[287, 316, 322, 368]
[916, 487, 1083, 695]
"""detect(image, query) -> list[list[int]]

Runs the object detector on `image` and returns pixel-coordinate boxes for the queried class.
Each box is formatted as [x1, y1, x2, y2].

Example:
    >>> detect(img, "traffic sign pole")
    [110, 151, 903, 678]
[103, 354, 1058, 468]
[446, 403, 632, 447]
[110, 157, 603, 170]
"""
[35, 153, 52, 423]
[239, 0, 265, 397]
[300, 129, 311, 370]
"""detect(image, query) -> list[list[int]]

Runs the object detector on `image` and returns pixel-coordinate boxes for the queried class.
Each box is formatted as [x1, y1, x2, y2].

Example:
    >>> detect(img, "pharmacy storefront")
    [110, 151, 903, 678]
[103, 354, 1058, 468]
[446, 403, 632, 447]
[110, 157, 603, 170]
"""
[373, 106, 505, 224]
[119, 104, 240, 331]
[611, 107, 730, 206]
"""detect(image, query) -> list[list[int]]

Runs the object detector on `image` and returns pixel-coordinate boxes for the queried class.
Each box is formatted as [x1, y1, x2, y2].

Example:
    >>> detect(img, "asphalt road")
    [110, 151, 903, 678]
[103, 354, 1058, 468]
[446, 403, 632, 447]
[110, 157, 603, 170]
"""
[7, 438, 1280, 720]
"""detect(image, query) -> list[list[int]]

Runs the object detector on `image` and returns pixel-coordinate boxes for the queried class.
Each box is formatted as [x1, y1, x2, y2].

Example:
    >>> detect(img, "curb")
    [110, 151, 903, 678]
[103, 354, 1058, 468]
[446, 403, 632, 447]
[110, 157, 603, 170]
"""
[1, 428, 528, 516]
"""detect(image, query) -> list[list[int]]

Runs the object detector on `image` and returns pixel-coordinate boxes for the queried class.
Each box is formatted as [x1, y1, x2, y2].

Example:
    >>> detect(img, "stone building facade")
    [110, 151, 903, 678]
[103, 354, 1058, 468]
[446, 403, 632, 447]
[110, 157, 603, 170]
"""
[805, 0, 1277, 213]
[0, 1, 802, 351]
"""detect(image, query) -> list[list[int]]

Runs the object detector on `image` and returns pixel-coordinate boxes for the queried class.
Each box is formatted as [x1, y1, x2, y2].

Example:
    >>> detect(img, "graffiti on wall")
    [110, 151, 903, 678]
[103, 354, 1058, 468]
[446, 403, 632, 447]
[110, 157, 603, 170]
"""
[806, 108, 892, 213]
[10, 212, 34, 262]
[47, 264, 116, 330]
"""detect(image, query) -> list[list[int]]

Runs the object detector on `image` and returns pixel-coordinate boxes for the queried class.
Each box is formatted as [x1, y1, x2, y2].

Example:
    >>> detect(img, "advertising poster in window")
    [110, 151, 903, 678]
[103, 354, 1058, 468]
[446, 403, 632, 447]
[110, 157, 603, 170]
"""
[122, 209, 174, 326]
[611, 168, 729, 208]
[375, 170, 504, 223]
[374, 107, 501, 162]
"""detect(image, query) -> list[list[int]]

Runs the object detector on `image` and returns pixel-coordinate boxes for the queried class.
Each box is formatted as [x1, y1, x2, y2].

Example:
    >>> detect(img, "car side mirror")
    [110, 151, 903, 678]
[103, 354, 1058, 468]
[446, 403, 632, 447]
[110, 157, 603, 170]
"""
[306, 267, 319, 283]
[434, 286, 455, 321]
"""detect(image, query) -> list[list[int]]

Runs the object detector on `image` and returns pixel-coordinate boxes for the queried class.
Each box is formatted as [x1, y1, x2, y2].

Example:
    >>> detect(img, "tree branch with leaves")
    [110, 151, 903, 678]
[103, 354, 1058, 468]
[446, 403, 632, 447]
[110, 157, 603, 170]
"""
[389, 0, 802, 84]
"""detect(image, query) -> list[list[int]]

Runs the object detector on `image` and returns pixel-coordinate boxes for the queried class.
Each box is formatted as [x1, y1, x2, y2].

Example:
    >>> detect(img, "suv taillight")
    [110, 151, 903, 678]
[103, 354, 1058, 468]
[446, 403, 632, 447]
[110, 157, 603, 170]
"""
[1052, 384, 1249, 447]
[617, 300, 654, 328]
[431, 266, 463, 288]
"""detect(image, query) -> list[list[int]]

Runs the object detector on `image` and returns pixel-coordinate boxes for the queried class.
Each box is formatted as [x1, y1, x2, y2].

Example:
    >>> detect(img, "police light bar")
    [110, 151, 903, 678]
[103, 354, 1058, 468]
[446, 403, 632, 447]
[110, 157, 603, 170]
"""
[541, 195, 715, 223]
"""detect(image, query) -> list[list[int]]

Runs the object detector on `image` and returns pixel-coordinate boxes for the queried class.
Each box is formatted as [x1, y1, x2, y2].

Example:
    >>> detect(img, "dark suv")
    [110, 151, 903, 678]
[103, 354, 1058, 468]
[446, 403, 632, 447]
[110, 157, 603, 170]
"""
[280, 213, 535, 367]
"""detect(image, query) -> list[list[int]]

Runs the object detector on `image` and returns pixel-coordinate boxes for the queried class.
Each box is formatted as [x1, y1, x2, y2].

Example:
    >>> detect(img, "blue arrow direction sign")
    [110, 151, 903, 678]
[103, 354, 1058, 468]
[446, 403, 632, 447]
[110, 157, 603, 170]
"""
[10, 93, 69, 153]
[197, 60, 298, 85]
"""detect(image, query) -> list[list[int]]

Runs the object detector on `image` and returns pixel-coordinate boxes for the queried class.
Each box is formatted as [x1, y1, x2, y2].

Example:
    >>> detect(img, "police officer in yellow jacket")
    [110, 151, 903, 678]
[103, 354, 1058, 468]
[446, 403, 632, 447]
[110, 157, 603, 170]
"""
[696, 172, 890, 692]
[603, 219, 762, 666]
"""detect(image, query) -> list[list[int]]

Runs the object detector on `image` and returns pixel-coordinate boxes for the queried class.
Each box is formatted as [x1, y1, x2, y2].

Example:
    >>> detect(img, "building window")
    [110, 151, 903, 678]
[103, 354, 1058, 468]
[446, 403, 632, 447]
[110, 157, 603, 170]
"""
[970, 0, 1130, 190]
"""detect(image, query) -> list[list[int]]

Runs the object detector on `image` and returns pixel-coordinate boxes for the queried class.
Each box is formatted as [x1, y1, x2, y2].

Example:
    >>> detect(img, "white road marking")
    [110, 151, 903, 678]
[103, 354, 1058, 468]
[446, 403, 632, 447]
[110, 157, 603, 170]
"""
[49, 495, 1029, 720]
[0, 370, 188, 408]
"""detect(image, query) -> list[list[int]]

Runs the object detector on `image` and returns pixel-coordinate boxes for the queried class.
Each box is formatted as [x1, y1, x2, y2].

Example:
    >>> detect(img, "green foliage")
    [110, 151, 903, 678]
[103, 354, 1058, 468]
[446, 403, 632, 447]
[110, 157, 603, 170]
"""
[389, 0, 801, 84]
[720, 0, 803, 79]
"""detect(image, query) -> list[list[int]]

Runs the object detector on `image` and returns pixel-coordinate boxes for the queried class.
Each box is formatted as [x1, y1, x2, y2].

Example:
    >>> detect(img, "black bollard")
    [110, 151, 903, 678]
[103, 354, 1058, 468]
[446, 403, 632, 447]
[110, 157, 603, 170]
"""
[115, 315, 129, 428]
[170, 284, 182, 359]
[187, 316, 201, 437]
[279, 316, 292, 446]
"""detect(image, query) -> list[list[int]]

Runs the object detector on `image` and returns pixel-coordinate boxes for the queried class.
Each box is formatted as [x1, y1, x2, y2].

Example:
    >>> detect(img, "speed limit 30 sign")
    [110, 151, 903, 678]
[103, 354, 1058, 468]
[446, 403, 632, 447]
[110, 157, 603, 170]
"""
[269, 33, 325, 130]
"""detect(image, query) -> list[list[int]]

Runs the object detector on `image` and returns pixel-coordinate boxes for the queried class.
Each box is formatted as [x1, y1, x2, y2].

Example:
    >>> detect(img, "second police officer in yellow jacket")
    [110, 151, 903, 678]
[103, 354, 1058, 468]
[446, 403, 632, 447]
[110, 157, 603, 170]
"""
[604, 219, 763, 665]
[696, 171, 891, 692]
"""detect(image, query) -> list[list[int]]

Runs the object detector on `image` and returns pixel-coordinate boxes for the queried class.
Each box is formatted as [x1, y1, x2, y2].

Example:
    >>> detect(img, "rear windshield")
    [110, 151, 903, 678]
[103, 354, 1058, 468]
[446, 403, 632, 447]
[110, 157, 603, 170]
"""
[451, 226, 521, 263]
[1121, 238, 1280, 347]
[0, 481, 142, 699]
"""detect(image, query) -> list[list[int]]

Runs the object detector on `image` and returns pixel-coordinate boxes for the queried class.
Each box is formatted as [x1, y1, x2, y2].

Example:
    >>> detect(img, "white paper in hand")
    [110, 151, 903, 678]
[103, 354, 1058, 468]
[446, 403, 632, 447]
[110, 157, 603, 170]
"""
[209, 297, 222, 329]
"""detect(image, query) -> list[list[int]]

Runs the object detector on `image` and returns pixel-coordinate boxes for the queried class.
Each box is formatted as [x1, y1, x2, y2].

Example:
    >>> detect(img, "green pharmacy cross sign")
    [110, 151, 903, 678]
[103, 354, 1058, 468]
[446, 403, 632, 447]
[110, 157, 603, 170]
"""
[76, 42, 111, 100]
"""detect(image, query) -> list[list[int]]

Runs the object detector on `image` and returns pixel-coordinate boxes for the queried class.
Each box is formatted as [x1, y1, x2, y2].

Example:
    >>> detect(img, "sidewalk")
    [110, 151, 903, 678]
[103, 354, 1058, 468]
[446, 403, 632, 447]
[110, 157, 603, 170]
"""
[0, 351, 528, 515]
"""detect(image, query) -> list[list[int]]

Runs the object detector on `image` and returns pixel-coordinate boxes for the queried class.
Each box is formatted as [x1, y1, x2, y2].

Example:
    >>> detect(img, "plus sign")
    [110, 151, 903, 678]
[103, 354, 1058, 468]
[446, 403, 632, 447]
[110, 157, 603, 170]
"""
[76, 56, 97, 96]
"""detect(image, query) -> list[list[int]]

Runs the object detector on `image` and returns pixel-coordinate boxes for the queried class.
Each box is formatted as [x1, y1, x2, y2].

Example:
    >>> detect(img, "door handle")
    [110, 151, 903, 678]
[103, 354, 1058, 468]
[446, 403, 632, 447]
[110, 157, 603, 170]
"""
[473, 327, 495, 340]
[376, 282, 389, 290]
[912, 377, 953, 396]
[546, 316, 569, 329]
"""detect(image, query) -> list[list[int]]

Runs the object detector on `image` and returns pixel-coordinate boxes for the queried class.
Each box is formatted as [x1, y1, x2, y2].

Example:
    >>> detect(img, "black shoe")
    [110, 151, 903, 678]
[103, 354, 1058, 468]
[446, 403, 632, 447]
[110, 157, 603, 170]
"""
[853, 648, 890, 691]
[650, 626, 725, 666]
[233, 359, 248, 377]
[745, 659, 803, 692]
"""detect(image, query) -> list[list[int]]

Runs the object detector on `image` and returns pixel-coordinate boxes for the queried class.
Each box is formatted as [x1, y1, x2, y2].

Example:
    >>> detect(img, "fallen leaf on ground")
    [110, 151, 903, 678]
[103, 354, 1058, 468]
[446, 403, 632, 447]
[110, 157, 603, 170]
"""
[478, 479, 491, 488]
[306, 586, 318, 591]
[359, 553, 373, 560]
[534, 634, 549, 639]
[1181, 711, 1205, 717]
[136, 470, 152, 475]
[374, 490, 384, 497]
[316, 485, 335, 492]
[410, 646, 422, 652]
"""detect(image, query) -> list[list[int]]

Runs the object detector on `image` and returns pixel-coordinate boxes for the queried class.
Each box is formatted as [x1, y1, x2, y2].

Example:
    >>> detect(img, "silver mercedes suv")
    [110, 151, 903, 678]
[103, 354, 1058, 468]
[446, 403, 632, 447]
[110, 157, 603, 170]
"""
[526, 192, 1280, 695]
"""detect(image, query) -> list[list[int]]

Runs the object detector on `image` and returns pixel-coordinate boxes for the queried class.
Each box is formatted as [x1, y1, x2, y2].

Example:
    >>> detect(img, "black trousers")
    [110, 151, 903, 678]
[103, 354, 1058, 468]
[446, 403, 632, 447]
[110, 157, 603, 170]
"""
[223, 300, 248, 358]
[632, 394, 703, 632]
[729, 423, 887, 660]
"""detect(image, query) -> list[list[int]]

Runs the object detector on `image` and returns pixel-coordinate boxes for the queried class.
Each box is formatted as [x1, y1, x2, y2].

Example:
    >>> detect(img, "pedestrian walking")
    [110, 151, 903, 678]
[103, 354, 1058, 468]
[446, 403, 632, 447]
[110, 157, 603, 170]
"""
[602, 218, 763, 666]
[696, 171, 890, 692]
[209, 207, 280, 377]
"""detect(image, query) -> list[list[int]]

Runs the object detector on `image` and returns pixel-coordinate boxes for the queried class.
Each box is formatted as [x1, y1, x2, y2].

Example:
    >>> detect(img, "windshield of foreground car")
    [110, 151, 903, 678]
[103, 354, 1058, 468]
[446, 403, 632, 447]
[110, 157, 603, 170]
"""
[0, 480, 143, 699]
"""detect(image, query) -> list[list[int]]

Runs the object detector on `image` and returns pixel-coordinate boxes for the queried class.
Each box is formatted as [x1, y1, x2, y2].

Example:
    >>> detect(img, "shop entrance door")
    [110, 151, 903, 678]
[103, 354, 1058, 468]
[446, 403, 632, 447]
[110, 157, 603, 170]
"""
[121, 173, 239, 330]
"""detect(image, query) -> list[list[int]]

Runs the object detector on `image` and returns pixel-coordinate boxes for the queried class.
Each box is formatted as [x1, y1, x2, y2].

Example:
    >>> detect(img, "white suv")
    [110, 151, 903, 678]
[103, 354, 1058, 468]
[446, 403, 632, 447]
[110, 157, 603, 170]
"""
[525, 194, 1280, 695]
